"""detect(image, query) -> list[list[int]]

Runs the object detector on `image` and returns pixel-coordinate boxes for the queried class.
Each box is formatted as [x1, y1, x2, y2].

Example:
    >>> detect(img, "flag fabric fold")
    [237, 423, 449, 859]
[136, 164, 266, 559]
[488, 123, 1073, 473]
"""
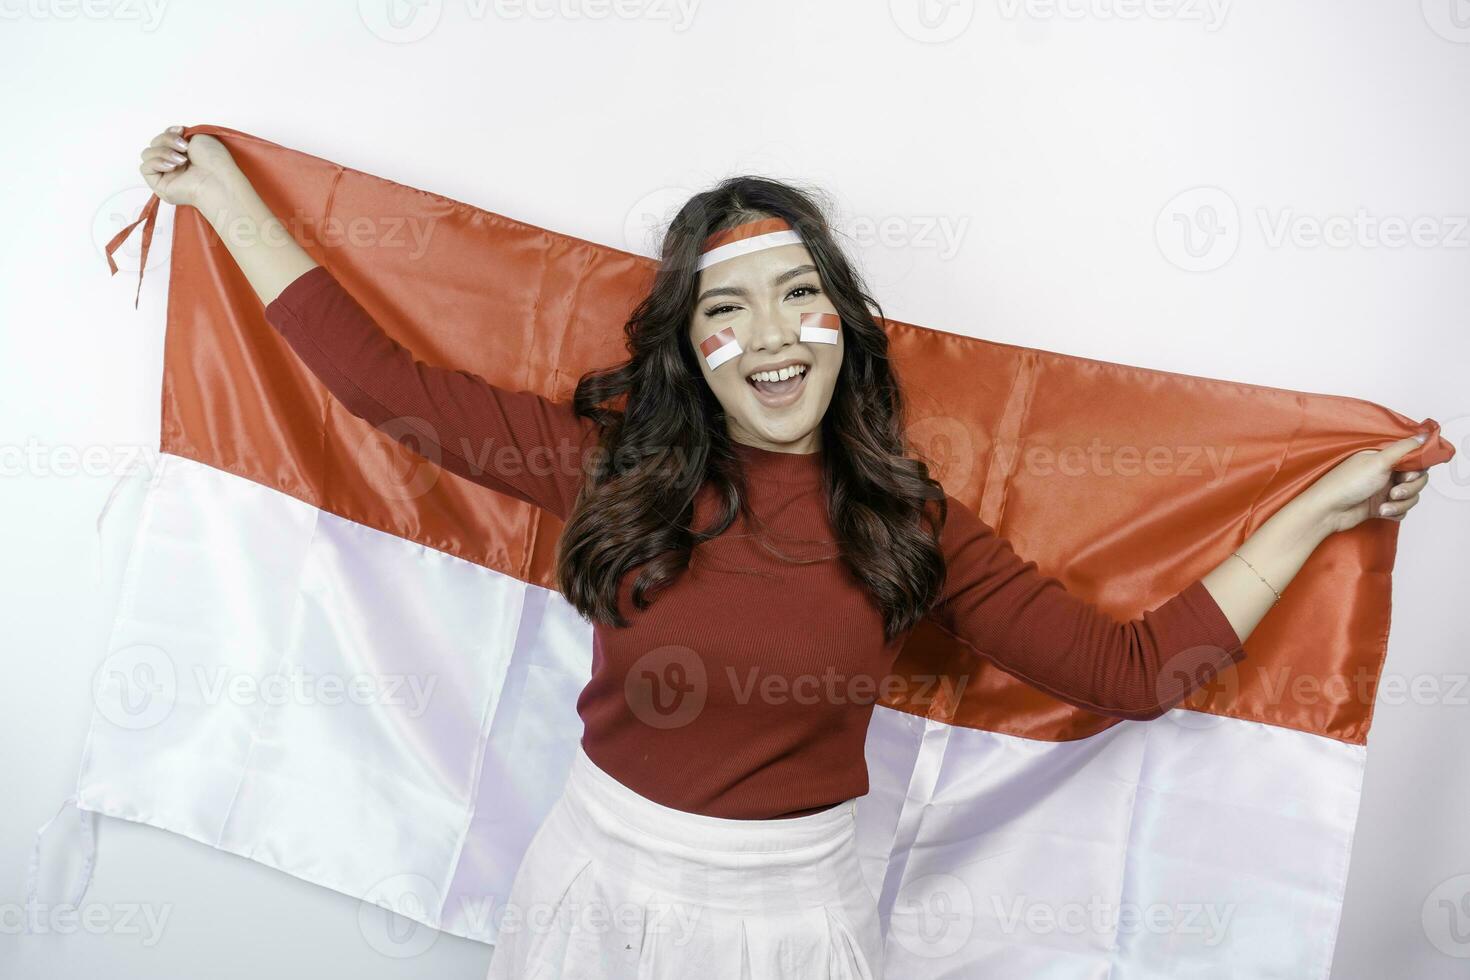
[57, 122, 1450, 976]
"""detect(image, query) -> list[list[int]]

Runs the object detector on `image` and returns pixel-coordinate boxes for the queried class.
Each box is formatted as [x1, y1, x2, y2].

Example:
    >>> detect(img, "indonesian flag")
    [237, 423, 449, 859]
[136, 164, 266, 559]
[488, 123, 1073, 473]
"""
[59, 123, 1450, 977]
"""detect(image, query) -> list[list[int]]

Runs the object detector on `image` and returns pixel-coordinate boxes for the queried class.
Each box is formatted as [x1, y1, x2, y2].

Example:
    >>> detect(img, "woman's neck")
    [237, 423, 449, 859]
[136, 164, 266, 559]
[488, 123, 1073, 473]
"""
[730, 439, 825, 484]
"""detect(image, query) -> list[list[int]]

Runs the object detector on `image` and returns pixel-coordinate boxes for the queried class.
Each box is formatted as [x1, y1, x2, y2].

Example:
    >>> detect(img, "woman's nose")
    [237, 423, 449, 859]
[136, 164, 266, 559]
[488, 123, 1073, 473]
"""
[746, 314, 797, 353]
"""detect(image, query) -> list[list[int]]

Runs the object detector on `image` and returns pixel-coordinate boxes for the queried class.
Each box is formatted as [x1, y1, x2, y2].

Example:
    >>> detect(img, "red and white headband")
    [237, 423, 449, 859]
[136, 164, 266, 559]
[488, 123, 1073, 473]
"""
[696, 216, 805, 272]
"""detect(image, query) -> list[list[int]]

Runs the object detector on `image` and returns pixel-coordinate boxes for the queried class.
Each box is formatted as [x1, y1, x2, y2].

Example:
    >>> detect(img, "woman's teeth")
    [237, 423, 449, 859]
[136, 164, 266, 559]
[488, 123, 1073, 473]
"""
[747, 364, 808, 401]
[748, 364, 807, 383]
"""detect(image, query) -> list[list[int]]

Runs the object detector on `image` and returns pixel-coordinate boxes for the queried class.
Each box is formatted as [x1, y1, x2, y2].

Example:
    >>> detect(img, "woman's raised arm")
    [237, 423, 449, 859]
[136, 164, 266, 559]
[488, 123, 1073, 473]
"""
[138, 126, 599, 519]
[925, 498, 1249, 722]
[925, 432, 1432, 721]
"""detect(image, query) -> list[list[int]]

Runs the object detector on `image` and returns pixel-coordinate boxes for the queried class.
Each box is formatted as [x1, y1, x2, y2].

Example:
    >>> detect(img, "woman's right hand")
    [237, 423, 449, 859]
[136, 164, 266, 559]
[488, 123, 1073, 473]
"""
[138, 125, 241, 209]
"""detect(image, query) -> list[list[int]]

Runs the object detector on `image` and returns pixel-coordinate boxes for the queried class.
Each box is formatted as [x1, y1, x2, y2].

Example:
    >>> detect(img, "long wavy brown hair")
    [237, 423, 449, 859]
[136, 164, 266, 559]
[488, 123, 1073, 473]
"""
[556, 176, 952, 643]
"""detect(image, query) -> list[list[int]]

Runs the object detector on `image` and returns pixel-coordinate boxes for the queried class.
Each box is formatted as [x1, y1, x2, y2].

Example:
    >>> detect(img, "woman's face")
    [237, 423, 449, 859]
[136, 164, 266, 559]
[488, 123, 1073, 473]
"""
[687, 243, 843, 454]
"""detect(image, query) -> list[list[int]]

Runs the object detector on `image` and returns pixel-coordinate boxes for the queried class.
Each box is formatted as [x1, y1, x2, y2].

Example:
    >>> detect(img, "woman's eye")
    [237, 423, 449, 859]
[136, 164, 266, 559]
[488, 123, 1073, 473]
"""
[703, 285, 820, 318]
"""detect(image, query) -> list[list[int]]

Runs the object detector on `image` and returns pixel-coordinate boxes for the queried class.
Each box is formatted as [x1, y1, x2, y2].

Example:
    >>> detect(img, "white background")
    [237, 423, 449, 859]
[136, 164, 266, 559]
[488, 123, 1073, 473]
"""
[2, 1, 1467, 977]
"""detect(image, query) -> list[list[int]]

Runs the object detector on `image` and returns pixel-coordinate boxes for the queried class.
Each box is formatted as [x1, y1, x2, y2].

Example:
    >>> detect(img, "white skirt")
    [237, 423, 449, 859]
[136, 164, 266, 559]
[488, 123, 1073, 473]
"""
[485, 743, 884, 979]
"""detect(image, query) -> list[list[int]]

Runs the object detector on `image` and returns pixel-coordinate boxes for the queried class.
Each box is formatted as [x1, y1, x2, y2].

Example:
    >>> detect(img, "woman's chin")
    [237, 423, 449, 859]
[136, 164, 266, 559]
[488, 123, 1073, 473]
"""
[736, 420, 820, 452]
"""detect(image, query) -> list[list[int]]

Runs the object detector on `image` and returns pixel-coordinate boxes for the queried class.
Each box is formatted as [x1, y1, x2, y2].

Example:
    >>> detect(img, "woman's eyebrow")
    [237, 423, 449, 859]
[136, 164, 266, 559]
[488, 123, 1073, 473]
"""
[695, 264, 818, 304]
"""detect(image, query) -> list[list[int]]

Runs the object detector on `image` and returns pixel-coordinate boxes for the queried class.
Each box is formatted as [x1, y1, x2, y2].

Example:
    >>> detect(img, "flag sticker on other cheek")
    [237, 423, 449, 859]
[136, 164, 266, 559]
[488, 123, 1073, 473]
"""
[800, 312, 841, 345]
[698, 326, 743, 371]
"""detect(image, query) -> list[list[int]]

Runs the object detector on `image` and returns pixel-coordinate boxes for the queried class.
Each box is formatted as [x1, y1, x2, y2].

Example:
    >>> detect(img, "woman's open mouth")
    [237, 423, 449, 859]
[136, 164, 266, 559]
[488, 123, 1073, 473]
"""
[746, 363, 808, 408]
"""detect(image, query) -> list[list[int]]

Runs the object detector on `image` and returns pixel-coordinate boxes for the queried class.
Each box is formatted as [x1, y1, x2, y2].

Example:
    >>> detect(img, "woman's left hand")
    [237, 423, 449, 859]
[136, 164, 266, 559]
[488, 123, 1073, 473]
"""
[1304, 433, 1436, 535]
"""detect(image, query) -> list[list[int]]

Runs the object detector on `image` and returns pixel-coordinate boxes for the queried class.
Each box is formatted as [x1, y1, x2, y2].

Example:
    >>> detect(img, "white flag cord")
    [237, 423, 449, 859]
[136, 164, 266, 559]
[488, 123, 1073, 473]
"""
[24, 797, 98, 933]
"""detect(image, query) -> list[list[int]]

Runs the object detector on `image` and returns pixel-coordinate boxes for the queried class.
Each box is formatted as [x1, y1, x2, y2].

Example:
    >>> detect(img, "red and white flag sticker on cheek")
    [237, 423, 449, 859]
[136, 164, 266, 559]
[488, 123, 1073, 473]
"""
[799, 312, 841, 345]
[698, 326, 743, 371]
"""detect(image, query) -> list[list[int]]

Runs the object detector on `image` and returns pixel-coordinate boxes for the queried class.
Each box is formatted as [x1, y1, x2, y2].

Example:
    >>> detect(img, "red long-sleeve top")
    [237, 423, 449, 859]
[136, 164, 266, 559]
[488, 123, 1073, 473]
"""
[263, 264, 1246, 820]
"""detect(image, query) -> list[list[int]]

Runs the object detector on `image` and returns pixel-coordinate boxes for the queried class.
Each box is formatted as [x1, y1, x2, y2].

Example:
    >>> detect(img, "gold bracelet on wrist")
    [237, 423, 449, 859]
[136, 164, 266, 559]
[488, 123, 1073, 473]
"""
[1231, 551, 1282, 604]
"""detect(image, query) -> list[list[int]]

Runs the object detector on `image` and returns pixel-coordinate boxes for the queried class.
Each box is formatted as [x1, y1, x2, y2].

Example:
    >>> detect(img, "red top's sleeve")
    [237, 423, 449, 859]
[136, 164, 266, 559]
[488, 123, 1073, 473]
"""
[262, 265, 600, 520]
[925, 495, 1246, 721]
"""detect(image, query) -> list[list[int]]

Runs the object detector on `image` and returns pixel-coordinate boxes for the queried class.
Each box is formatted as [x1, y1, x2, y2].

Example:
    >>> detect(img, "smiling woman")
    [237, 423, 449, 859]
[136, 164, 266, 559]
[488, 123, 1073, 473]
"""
[132, 125, 1439, 979]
